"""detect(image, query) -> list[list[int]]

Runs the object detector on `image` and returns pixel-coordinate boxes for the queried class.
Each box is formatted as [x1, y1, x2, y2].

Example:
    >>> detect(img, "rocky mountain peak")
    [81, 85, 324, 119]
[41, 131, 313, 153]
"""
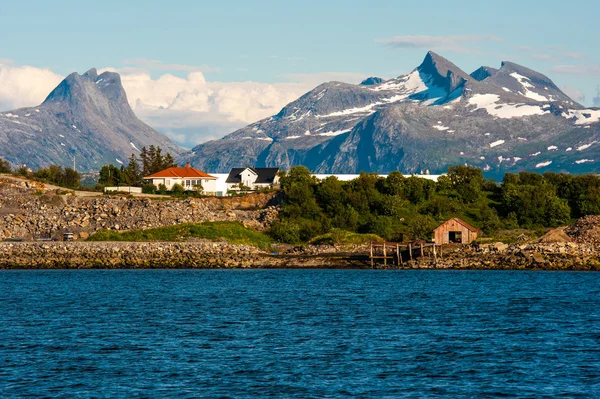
[0, 69, 182, 170]
[41, 68, 132, 117]
[417, 50, 471, 94]
[470, 66, 499, 81]
[82, 68, 98, 80]
[360, 77, 384, 86]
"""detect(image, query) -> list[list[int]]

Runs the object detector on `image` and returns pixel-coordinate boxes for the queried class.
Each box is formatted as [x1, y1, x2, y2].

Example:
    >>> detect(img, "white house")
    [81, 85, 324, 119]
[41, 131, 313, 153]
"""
[312, 173, 443, 182]
[225, 167, 280, 191]
[144, 163, 218, 194]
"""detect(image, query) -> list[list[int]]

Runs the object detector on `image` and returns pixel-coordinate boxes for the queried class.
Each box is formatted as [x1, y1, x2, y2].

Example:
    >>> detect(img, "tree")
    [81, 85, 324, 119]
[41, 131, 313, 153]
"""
[63, 167, 81, 189]
[123, 154, 142, 186]
[380, 171, 406, 197]
[447, 165, 484, 203]
[15, 165, 30, 177]
[501, 182, 570, 227]
[98, 164, 123, 186]
[407, 215, 438, 241]
[163, 153, 176, 169]
[279, 166, 315, 189]
[140, 146, 150, 176]
[0, 158, 10, 173]
[139, 145, 176, 175]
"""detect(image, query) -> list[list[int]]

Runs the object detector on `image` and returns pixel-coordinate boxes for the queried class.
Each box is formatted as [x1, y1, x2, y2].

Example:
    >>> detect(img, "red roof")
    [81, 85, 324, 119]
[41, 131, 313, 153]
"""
[144, 165, 216, 179]
[434, 218, 479, 233]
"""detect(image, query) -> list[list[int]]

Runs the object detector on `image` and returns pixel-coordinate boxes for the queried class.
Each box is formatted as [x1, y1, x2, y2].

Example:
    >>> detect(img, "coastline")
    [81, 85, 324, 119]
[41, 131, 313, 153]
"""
[1, 241, 598, 271]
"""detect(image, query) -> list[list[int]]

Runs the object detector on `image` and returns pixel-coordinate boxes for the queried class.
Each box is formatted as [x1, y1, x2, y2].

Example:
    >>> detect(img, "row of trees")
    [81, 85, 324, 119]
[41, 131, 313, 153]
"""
[0, 145, 175, 191]
[33, 165, 81, 189]
[0, 157, 82, 189]
[269, 166, 600, 244]
[98, 146, 176, 188]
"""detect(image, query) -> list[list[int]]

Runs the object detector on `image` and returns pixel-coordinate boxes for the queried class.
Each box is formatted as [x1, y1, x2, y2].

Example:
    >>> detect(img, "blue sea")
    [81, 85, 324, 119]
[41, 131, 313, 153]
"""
[1, 270, 599, 398]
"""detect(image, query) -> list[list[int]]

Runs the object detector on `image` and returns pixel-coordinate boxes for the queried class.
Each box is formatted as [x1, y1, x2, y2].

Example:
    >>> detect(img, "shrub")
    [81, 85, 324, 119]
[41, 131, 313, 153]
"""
[142, 183, 156, 194]
[0, 158, 10, 173]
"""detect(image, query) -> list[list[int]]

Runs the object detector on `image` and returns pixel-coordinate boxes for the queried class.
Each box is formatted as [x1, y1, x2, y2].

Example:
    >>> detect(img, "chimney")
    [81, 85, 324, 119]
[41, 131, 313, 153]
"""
[186, 163, 191, 168]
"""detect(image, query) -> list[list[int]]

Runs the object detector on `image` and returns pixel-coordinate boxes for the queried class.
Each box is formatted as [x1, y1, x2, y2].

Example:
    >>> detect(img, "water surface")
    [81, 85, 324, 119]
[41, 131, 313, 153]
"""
[1, 270, 599, 397]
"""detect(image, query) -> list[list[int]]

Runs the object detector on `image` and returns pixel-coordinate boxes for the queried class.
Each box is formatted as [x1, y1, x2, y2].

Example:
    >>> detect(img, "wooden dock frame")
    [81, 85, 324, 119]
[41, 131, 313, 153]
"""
[370, 241, 443, 268]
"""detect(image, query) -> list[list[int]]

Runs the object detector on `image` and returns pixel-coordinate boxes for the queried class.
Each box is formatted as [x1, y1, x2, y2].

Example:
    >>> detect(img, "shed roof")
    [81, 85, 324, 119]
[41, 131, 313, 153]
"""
[434, 218, 479, 233]
[226, 167, 280, 184]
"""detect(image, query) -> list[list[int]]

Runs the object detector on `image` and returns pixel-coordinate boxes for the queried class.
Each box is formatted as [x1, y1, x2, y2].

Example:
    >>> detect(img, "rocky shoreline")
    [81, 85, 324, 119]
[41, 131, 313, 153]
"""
[1, 241, 598, 270]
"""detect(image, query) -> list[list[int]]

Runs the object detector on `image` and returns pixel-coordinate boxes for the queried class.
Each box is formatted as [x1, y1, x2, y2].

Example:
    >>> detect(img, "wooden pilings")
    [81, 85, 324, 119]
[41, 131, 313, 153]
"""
[369, 242, 442, 268]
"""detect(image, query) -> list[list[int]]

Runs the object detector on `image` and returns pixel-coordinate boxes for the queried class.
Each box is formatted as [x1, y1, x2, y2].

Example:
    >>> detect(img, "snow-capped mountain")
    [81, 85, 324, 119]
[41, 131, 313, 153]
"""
[0, 69, 183, 170]
[181, 51, 600, 177]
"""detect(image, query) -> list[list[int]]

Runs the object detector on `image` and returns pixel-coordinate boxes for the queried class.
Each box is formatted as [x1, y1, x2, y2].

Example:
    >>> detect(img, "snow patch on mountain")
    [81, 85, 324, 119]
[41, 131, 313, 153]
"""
[373, 70, 427, 92]
[433, 124, 450, 131]
[576, 142, 597, 151]
[510, 72, 548, 102]
[536, 161, 552, 168]
[468, 94, 548, 118]
[319, 129, 352, 137]
[563, 109, 600, 125]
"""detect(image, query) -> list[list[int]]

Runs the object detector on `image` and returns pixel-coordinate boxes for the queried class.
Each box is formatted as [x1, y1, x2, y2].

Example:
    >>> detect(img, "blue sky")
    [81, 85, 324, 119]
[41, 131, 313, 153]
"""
[1, 0, 599, 146]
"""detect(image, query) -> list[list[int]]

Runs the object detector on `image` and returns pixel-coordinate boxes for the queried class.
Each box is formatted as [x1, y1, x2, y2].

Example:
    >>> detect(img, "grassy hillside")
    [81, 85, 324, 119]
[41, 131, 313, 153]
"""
[87, 222, 272, 249]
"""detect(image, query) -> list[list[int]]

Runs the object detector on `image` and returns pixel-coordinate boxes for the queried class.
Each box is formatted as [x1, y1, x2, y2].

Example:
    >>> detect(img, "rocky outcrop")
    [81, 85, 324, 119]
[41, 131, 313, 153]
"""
[428, 242, 600, 271]
[0, 242, 370, 269]
[0, 241, 266, 269]
[565, 215, 600, 245]
[0, 179, 280, 240]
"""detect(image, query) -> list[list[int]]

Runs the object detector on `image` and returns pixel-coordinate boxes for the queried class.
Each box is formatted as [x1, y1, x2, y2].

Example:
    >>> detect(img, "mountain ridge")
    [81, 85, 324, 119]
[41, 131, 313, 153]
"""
[181, 51, 600, 178]
[180, 52, 600, 176]
[0, 69, 183, 170]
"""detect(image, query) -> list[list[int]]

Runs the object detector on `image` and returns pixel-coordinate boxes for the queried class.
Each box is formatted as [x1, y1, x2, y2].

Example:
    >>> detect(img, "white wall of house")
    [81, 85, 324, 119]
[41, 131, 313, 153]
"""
[240, 169, 258, 188]
[226, 168, 280, 192]
[149, 178, 217, 194]
[104, 186, 142, 194]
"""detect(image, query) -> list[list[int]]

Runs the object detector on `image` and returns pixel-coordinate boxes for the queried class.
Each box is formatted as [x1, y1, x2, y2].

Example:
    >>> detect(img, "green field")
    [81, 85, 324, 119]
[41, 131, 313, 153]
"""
[87, 221, 272, 249]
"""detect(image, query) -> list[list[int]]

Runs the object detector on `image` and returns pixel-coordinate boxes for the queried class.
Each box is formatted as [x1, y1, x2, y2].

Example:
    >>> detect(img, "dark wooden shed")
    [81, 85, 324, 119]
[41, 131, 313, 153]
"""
[433, 218, 479, 244]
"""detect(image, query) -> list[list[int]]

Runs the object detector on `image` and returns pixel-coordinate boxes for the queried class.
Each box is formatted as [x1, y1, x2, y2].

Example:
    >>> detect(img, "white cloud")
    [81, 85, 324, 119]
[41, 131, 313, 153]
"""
[376, 35, 502, 54]
[1, 62, 365, 147]
[118, 70, 308, 126]
[594, 85, 600, 107]
[0, 62, 63, 110]
[560, 85, 586, 103]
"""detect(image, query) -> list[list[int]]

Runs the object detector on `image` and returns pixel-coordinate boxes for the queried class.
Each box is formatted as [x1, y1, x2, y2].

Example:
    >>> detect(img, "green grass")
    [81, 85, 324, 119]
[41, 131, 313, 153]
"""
[309, 229, 384, 245]
[87, 221, 272, 248]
